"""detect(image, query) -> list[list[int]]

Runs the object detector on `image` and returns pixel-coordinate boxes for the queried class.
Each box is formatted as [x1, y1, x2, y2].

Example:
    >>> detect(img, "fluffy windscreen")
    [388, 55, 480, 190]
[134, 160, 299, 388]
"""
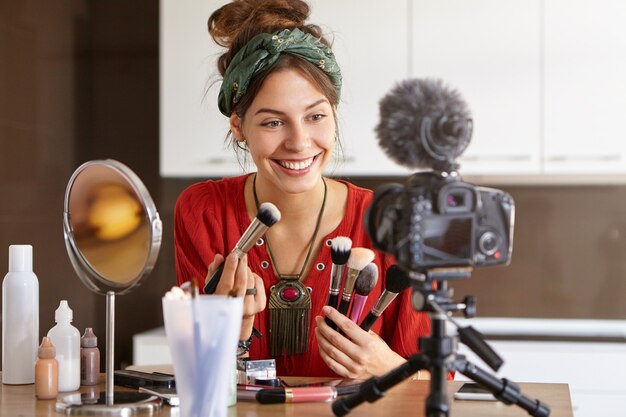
[375, 78, 472, 171]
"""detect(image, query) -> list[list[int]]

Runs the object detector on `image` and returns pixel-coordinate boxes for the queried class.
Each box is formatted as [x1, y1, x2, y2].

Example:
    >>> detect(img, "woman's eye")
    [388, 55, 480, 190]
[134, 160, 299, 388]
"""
[311, 113, 325, 121]
[263, 120, 282, 128]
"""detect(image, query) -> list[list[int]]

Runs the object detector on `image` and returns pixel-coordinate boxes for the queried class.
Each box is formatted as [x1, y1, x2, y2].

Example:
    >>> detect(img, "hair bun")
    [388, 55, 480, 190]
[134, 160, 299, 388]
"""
[209, 0, 310, 49]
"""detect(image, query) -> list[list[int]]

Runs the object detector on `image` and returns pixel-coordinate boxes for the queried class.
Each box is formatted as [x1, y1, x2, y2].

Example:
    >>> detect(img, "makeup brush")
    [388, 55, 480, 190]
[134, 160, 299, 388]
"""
[348, 263, 378, 323]
[204, 202, 281, 294]
[336, 248, 375, 317]
[359, 265, 411, 332]
[325, 237, 352, 329]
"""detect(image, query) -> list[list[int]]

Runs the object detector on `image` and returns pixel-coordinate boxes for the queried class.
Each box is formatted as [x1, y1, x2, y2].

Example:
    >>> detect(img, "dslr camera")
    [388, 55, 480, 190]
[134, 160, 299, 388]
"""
[366, 78, 514, 274]
[366, 171, 514, 273]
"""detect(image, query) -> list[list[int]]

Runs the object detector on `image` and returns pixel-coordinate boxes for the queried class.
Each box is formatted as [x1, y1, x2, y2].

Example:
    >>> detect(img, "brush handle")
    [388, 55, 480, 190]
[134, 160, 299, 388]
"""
[359, 311, 379, 332]
[337, 297, 351, 316]
[203, 263, 224, 294]
[349, 295, 367, 323]
[326, 293, 340, 310]
[325, 293, 340, 330]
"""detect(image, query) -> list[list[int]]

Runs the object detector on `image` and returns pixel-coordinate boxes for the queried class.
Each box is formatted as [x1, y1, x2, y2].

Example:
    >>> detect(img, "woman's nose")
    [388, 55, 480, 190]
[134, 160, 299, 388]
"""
[284, 123, 311, 152]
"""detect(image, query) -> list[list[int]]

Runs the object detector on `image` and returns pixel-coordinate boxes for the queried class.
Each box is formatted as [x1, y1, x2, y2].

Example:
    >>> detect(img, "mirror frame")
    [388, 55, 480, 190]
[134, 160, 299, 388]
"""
[63, 159, 162, 296]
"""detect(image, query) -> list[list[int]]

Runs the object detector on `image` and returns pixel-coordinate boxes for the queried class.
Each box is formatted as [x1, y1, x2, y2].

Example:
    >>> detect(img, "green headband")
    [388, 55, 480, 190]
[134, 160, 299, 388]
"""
[218, 28, 342, 116]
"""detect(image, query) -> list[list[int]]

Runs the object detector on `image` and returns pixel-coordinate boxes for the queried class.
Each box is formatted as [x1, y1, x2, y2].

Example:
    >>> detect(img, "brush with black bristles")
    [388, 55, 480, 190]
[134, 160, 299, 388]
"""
[336, 248, 375, 317]
[325, 237, 352, 329]
[204, 202, 281, 294]
[359, 265, 411, 331]
[349, 262, 379, 323]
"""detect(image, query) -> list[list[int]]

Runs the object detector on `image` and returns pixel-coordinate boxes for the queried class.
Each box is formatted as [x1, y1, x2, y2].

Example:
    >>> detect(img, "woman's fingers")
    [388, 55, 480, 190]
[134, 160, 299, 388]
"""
[243, 273, 266, 317]
[204, 253, 225, 287]
[214, 252, 239, 295]
[231, 254, 250, 297]
[315, 329, 353, 378]
[314, 314, 365, 378]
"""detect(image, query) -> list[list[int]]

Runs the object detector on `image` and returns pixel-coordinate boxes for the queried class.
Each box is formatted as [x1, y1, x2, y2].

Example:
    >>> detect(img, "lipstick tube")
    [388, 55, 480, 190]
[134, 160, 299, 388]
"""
[256, 386, 338, 404]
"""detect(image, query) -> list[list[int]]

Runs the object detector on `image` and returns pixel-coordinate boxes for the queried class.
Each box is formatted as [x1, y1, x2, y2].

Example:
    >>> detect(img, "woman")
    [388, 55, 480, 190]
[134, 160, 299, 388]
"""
[175, 0, 431, 378]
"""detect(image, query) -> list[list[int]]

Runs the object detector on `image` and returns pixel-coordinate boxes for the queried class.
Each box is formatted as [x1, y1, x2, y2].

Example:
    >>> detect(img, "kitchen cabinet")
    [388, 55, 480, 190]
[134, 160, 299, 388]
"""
[543, 0, 626, 174]
[411, 0, 542, 176]
[160, 0, 237, 178]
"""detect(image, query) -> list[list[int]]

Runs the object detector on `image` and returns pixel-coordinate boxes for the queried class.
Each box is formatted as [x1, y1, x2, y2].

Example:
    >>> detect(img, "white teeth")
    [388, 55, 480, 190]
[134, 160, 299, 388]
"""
[279, 157, 314, 171]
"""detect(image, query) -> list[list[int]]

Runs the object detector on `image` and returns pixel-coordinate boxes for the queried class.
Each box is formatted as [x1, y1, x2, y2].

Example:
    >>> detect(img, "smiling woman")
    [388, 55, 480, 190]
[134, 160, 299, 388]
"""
[173, 0, 432, 379]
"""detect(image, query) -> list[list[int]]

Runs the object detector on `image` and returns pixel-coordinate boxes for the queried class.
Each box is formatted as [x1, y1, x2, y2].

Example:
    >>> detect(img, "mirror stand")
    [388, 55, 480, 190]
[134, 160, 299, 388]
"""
[59, 160, 163, 415]
[56, 292, 161, 415]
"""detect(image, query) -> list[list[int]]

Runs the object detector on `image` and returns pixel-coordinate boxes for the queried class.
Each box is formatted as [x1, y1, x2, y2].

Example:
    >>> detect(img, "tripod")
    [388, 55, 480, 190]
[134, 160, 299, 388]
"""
[332, 268, 551, 417]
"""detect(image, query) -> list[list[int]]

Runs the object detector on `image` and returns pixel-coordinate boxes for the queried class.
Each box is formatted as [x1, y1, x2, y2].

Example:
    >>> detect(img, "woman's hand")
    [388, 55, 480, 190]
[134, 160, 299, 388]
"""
[206, 253, 266, 339]
[315, 306, 406, 379]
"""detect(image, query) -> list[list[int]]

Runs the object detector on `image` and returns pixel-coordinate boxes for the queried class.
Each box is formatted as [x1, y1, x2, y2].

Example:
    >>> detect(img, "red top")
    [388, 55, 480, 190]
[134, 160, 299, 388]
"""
[174, 174, 431, 377]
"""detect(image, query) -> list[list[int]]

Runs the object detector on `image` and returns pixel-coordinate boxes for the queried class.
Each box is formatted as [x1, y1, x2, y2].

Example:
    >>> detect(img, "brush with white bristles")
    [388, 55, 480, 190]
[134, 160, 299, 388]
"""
[349, 262, 379, 323]
[204, 202, 281, 294]
[336, 248, 375, 316]
[325, 237, 352, 329]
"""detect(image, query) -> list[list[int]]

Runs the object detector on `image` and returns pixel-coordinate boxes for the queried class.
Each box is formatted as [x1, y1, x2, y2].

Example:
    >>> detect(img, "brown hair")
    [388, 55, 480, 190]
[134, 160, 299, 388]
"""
[207, 0, 342, 169]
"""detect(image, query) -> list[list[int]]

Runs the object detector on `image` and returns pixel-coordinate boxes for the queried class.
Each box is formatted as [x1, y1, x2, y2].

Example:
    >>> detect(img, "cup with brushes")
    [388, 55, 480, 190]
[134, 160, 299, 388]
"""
[162, 280, 243, 417]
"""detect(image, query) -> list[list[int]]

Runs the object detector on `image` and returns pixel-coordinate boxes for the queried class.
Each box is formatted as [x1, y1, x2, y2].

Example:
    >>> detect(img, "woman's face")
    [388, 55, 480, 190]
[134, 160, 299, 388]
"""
[231, 68, 336, 195]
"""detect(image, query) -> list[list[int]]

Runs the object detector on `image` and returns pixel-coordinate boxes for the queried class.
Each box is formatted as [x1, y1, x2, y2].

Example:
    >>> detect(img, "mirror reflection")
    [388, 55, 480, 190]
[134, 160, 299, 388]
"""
[66, 162, 153, 286]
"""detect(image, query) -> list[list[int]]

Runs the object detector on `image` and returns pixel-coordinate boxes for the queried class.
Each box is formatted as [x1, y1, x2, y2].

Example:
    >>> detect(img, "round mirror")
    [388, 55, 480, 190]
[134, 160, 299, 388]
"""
[63, 159, 162, 295]
[61, 159, 163, 414]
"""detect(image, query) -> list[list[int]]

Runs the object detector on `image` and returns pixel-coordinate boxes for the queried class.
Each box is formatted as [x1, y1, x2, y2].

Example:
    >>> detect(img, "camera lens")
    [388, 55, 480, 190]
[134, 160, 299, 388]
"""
[478, 231, 499, 256]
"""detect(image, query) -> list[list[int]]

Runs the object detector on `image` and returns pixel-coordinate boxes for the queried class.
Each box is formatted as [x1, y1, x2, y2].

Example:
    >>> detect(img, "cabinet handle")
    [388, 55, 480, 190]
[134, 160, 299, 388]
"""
[206, 157, 234, 164]
[461, 155, 532, 162]
[547, 155, 621, 162]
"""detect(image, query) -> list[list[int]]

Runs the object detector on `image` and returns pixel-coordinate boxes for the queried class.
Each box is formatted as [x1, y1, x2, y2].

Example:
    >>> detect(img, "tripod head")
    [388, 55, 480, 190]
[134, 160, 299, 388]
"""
[407, 266, 503, 373]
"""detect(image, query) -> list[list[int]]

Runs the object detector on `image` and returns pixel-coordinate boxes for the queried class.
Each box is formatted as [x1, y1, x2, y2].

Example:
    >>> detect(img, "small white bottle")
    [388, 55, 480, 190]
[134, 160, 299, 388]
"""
[2, 244, 39, 385]
[47, 300, 80, 392]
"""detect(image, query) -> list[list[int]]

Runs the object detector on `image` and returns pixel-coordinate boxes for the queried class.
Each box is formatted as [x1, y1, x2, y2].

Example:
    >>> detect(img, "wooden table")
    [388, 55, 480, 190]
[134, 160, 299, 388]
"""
[1, 373, 573, 417]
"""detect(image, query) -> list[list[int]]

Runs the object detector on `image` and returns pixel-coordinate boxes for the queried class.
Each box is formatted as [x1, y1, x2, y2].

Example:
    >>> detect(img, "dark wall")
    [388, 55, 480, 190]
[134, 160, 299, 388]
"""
[1, 1, 625, 371]
[0, 0, 165, 369]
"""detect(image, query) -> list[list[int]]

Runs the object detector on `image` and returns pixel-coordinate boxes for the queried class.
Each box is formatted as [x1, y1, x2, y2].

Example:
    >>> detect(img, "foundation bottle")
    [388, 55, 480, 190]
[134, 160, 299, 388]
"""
[35, 337, 58, 399]
[80, 328, 100, 386]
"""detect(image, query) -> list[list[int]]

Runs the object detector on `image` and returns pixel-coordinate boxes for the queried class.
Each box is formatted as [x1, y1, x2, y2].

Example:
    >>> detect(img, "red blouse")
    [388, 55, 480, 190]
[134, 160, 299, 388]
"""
[174, 174, 431, 377]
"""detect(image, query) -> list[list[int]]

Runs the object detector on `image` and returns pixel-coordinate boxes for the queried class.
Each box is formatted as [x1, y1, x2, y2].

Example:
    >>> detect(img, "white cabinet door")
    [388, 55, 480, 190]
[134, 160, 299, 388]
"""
[310, 0, 414, 176]
[543, 0, 626, 174]
[411, 0, 542, 175]
[160, 0, 241, 178]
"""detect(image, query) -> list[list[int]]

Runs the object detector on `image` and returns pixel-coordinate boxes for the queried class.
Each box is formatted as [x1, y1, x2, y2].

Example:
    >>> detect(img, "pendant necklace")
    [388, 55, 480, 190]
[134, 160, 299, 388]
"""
[253, 174, 327, 355]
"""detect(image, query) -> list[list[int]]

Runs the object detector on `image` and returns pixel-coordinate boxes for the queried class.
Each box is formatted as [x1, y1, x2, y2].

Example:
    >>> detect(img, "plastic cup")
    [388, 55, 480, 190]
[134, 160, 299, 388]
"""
[162, 295, 243, 417]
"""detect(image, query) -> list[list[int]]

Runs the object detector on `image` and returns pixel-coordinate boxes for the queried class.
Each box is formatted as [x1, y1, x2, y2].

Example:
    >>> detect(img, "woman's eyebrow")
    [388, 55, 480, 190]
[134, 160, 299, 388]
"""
[254, 98, 329, 116]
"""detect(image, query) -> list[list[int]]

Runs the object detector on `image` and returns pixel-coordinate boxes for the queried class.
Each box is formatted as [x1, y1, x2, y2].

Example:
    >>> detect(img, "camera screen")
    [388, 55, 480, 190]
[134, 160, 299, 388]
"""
[422, 216, 472, 262]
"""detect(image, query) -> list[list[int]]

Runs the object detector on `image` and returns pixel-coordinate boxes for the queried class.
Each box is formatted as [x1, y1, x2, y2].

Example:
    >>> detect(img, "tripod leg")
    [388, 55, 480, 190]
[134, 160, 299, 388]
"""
[421, 315, 455, 417]
[331, 354, 429, 417]
[454, 357, 551, 417]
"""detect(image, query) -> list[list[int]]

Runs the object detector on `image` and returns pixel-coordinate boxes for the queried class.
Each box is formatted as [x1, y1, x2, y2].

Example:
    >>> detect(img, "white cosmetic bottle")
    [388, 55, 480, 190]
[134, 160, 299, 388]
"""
[47, 300, 81, 392]
[2, 244, 39, 385]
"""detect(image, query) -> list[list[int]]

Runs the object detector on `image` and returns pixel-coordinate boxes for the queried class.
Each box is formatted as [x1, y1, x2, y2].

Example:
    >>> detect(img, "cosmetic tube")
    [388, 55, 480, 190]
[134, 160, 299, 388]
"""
[256, 386, 338, 404]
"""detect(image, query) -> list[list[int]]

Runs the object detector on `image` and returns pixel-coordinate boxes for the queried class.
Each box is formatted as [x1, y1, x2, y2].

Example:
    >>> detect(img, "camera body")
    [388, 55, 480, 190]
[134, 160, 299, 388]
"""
[366, 171, 514, 274]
